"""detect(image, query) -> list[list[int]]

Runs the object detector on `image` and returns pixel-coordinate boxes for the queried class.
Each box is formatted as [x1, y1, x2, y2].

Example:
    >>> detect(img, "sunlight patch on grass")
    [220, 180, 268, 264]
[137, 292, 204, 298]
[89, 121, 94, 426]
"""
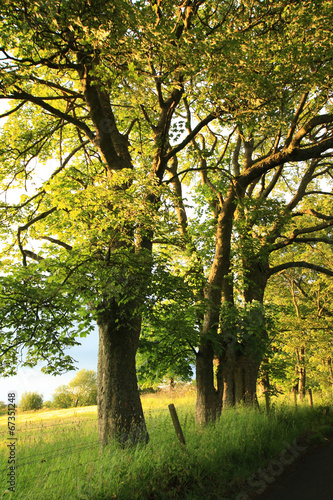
[0, 406, 97, 428]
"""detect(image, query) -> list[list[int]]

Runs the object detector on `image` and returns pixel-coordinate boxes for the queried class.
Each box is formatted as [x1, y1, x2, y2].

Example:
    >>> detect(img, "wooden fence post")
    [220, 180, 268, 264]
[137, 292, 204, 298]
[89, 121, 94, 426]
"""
[168, 404, 186, 446]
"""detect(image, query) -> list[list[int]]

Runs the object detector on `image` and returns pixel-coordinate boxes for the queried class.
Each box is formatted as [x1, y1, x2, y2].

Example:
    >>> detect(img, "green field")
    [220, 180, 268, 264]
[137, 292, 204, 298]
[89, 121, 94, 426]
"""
[1, 388, 333, 500]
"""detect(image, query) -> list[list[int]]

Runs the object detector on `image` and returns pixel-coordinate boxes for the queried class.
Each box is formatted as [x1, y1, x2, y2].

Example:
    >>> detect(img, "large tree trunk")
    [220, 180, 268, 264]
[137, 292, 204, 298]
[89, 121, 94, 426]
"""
[195, 342, 220, 424]
[219, 258, 269, 408]
[221, 346, 261, 407]
[214, 254, 264, 408]
[97, 301, 148, 446]
[195, 186, 239, 425]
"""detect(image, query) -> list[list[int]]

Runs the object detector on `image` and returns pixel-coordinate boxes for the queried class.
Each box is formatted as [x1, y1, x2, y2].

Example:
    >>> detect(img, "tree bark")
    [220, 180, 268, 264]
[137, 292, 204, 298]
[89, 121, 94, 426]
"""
[221, 260, 268, 408]
[296, 346, 306, 401]
[195, 342, 220, 424]
[195, 185, 239, 424]
[97, 300, 148, 446]
[221, 345, 261, 407]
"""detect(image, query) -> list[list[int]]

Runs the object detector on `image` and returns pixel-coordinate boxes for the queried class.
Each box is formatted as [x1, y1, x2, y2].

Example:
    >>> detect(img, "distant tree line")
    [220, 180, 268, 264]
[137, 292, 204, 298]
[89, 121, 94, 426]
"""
[16, 369, 97, 411]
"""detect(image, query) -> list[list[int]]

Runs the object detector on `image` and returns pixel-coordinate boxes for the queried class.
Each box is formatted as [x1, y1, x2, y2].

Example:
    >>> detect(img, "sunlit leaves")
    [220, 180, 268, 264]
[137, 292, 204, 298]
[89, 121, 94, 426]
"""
[265, 267, 333, 392]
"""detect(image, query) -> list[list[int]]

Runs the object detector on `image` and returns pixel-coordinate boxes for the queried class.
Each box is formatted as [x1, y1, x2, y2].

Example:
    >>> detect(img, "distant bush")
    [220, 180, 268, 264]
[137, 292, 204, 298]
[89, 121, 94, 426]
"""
[43, 400, 53, 409]
[68, 369, 97, 407]
[52, 369, 97, 409]
[20, 391, 43, 411]
[52, 385, 73, 409]
[0, 401, 7, 415]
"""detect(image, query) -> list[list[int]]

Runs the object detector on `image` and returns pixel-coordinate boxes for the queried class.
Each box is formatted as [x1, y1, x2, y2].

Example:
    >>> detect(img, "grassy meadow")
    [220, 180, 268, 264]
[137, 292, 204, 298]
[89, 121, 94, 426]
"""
[1, 387, 333, 500]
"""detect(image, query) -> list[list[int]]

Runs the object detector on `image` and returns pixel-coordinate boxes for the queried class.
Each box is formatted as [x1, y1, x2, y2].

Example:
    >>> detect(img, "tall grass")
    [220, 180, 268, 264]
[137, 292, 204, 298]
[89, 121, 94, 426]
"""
[1, 389, 332, 500]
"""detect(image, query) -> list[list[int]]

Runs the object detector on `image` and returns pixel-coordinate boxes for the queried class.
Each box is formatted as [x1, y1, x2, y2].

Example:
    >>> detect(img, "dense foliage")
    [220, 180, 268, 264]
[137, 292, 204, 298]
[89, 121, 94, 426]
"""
[0, 0, 333, 440]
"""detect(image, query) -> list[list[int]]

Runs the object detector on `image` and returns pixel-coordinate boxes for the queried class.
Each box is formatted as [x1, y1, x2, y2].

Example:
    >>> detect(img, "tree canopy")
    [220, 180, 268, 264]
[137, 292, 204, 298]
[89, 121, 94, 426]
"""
[1, 0, 333, 442]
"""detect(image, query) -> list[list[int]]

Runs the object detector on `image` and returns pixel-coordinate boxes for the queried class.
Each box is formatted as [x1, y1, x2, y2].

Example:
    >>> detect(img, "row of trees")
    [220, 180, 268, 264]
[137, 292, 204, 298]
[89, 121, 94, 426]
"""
[0, 0, 333, 444]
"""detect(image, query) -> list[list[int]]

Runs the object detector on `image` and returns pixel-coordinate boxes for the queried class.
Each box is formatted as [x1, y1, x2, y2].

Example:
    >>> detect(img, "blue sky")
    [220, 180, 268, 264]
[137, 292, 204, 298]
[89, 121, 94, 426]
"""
[0, 326, 99, 404]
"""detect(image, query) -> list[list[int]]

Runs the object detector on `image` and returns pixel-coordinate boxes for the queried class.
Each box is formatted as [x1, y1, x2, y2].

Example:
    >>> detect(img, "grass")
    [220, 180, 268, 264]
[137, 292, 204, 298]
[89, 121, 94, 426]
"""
[0, 387, 332, 500]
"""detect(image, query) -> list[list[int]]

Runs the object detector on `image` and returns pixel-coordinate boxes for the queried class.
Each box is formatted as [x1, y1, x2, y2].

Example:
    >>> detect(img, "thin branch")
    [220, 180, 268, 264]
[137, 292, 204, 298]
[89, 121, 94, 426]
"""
[0, 46, 78, 70]
[125, 119, 138, 137]
[0, 101, 27, 118]
[165, 112, 218, 162]
[301, 190, 333, 197]
[294, 280, 333, 318]
[9, 95, 78, 101]
[140, 104, 156, 132]
[286, 158, 319, 210]
[272, 127, 282, 154]
[260, 164, 284, 199]
[18, 207, 57, 233]
[289, 113, 333, 149]
[17, 207, 56, 265]
[215, 126, 237, 170]
[23, 249, 44, 262]
[165, 165, 232, 184]
[38, 236, 72, 251]
[291, 219, 333, 237]
[292, 209, 333, 221]
[285, 92, 309, 148]
[48, 140, 90, 181]
[30, 77, 83, 98]
[148, 57, 164, 108]
[2, 190, 45, 210]
[187, 342, 198, 356]
[3, 140, 89, 211]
